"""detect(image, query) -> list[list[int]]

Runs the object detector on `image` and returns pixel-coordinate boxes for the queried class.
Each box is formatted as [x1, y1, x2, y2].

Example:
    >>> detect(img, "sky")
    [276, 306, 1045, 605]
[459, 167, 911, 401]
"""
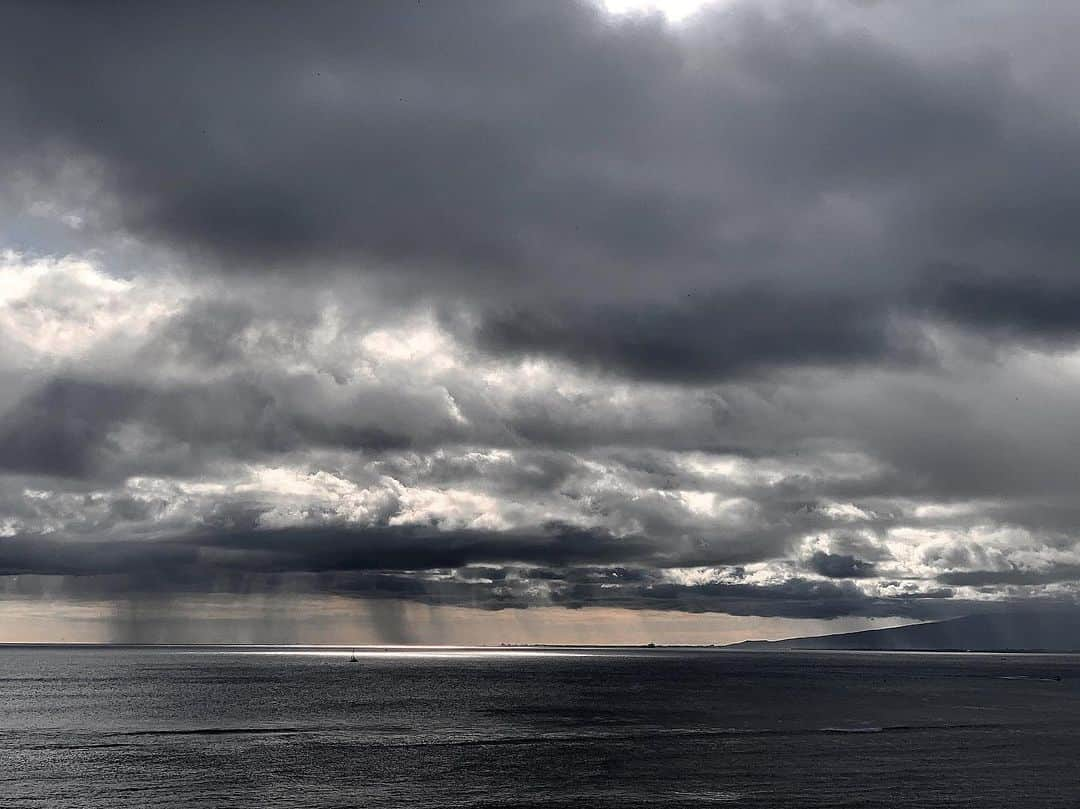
[2, 0, 1080, 644]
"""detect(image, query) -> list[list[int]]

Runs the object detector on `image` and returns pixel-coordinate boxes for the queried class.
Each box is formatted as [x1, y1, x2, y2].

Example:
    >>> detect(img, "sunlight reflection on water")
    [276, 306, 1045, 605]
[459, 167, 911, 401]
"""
[180, 646, 615, 659]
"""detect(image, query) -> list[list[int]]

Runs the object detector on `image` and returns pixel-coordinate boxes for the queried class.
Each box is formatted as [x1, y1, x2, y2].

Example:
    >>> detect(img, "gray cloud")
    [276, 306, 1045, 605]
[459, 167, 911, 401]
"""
[3, 1, 1080, 632]
[807, 551, 877, 579]
[5, 2, 1080, 379]
[0, 533, 980, 620]
[0, 373, 449, 481]
[0, 524, 653, 579]
[465, 288, 923, 382]
[0, 378, 144, 479]
[938, 565, 1080, 587]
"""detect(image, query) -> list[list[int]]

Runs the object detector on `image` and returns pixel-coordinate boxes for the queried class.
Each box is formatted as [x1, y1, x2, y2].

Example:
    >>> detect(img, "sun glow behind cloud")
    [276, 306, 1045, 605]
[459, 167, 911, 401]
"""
[600, 0, 718, 22]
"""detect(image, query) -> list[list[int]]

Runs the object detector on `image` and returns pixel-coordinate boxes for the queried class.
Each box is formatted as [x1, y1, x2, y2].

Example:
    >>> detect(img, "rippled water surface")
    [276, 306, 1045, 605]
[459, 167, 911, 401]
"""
[4, 647, 1080, 807]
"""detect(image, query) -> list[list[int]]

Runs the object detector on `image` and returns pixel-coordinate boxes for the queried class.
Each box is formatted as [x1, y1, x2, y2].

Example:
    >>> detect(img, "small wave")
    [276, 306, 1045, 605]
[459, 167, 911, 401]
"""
[109, 727, 306, 737]
[667, 790, 743, 803]
[25, 742, 139, 751]
[998, 675, 1063, 682]
[91, 720, 1001, 748]
[334, 722, 1003, 750]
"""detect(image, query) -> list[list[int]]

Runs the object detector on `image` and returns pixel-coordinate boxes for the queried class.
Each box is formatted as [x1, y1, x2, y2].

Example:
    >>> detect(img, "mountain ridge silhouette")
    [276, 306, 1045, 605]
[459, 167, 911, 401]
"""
[727, 610, 1080, 651]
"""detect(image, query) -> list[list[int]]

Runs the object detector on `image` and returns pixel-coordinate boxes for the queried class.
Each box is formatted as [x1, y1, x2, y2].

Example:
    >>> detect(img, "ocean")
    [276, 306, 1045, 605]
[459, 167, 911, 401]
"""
[3, 647, 1080, 807]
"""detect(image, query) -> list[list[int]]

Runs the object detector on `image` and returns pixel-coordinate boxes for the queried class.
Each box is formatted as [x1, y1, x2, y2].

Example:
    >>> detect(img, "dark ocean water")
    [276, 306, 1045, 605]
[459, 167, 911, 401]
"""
[3, 647, 1080, 808]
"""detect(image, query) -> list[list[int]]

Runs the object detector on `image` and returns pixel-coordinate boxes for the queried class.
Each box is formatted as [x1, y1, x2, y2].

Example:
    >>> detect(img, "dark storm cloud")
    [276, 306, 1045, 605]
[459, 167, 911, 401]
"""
[0, 535, 199, 578]
[6, 0, 1080, 628]
[1, 1, 695, 273]
[0, 523, 664, 579]
[636, 578, 946, 620]
[0, 530, 972, 619]
[5, 1, 1080, 380]
[321, 570, 1044, 621]
[917, 267, 1080, 343]
[187, 522, 661, 572]
[468, 289, 922, 382]
[0, 374, 431, 480]
[806, 551, 877, 579]
[0, 378, 144, 478]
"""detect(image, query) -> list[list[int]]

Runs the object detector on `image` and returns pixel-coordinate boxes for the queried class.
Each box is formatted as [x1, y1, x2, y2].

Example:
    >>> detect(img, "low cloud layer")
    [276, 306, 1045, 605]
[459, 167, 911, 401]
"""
[3, 1, 1080, 638]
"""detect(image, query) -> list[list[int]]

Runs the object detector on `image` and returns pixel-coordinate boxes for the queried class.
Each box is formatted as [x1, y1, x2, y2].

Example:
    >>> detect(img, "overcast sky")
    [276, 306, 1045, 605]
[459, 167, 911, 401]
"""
[2, 0, 1080, 643]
